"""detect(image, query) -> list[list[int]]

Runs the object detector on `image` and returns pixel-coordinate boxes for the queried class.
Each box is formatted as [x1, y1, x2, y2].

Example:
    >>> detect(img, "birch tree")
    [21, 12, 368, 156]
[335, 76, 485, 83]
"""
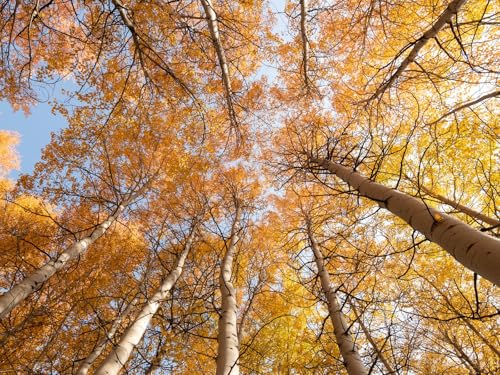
[305, 217, 368, 375]
[216, 195, 243, 375]
[0, 193, 139, 319]
[95, 223, 198, 375]
[306, 156, 500, 286]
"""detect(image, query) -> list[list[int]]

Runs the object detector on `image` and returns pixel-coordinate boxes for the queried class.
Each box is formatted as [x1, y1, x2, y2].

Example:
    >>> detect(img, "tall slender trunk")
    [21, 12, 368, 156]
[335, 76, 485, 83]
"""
[76, 294, 140, 375]
[0, 200, 131, 319]
[299, 0, 311, 90]
[441, 330, 482, 374]
[368, 0, 468, 100]
[216, 202, 242, 375]
[418, 184, 500, 227]
[350, 304, 395, 374]
[306, 222, 368, 375]
[200, 0, 238, 131]
[94, 228, 196, 375]
[309, 157, 500, 286]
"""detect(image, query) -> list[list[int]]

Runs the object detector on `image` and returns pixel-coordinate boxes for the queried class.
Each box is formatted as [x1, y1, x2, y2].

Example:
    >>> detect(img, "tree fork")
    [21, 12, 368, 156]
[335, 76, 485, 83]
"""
[309, 156, 500, 286]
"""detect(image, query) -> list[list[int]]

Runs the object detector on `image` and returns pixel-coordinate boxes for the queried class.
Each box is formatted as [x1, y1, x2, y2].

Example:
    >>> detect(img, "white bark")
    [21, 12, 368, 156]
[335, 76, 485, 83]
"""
[94, 229, 196, 375]
[306, 223, 368, 375]
[216, 202, 242, 375]
[300, 0, 311, 89]
[351, 304, 395, 374]
[0, 202, 129, 319]
[310, 157, 500, 286]
[76, 295, 139, 375]
[369, 0, 468, 100]
[200, 0, 238, 131]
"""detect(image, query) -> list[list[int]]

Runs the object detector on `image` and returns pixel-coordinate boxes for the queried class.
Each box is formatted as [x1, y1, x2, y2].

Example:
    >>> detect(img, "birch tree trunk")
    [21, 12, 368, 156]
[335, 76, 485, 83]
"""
[200, 0, 238, 131]
[351, 304, 395, 374]
[299, 0, 311, 89]
[368, 0, 468, 100]
[216, 202, 242, 375]
[76, 295, 140, 375]
[94, 228, 196, 375]
[309, 157, 500, 286]
[0, 201, 130, 319]
[306, 222, 368, 375]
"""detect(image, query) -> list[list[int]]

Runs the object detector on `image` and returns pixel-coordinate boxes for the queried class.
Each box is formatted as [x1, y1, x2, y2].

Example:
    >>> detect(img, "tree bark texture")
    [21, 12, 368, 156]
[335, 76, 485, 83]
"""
[310, 157, 500, 286]
[216, 202, 242, 375]
[0, 202, 129, 319]
[95, 228, 196, 375]
[307, 223, 368, 375]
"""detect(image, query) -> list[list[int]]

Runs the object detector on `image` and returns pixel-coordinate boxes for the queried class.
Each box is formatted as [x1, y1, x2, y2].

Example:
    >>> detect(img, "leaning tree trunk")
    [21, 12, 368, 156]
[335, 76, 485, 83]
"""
[351, 304, 395, 374]
[0, 199, 132, 319]
[306, 222, 368, 375]
[216, 202, 242, 375]
[94, 228, 196, 375]
[368, 0, 468, 100]
[76, 294, 140, 375]
[309, 157, 500, 286]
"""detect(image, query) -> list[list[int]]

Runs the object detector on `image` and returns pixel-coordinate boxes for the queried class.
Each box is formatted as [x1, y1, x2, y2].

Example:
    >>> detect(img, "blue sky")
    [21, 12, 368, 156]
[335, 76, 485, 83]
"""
[0, 100, 67, 178]
[0, 0, 287, 180]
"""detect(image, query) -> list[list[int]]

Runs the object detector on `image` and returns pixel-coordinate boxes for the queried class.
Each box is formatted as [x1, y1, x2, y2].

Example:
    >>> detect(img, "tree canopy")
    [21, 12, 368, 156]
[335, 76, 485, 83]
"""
[0, 0, 498, 374]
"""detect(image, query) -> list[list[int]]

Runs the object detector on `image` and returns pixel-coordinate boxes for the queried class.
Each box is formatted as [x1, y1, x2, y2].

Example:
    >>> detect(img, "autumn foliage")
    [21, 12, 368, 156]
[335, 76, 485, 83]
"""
[0, 0, 498, 374]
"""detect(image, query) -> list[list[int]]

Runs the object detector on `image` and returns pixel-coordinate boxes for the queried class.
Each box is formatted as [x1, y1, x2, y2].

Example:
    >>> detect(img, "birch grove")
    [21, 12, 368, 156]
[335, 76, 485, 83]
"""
[0, 0, 499, 373]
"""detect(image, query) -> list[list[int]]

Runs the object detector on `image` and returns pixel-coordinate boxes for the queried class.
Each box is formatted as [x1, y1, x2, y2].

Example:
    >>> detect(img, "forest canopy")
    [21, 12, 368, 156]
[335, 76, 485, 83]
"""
[0, 0, 499, 374]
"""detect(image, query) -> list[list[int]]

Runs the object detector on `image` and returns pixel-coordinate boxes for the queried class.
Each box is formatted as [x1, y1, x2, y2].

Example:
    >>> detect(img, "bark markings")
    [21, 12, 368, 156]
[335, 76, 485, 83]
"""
[94, 228, 197, 375]
[216, 201, 242, 375]
[306, 221, 368, 375]
[310, 157, 500, 286]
